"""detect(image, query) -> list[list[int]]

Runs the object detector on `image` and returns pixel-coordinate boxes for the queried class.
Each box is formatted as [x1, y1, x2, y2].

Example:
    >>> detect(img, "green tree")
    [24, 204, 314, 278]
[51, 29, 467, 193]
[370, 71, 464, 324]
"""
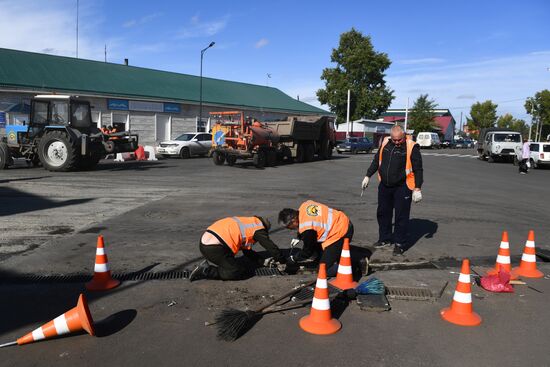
[497, 113, 528, 138]
[317, 28, 394, 122]
[525, 90, 550, 140]
[466, 100, 498, 136]
[407, 94, 438, 133]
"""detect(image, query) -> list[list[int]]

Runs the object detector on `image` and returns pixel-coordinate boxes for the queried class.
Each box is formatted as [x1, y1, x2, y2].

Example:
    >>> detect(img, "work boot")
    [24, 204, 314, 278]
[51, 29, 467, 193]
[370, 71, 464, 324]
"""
[189, 260, 211, 282]
[373, 241, 392, 249]
[392, 244, 405, 256]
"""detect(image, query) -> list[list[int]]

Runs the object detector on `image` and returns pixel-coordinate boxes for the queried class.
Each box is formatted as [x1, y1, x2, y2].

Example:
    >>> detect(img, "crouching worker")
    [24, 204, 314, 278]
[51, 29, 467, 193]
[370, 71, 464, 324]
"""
[278, 200, 354, 276]
[189, 216, 286, 281]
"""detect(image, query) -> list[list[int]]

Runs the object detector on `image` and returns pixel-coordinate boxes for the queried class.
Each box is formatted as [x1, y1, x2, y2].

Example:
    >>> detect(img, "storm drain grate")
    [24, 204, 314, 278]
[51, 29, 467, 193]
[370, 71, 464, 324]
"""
[385, 286, 438, 301]
[292, 284, 341, 301]
[0, 268, 283, 285]
[536, 248, 550, 262]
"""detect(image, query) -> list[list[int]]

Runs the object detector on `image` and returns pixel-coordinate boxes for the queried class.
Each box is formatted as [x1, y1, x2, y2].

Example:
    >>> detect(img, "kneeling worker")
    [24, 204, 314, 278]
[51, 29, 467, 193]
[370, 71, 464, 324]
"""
[278, 200, 353, 275]
[190, 216, 285, 281]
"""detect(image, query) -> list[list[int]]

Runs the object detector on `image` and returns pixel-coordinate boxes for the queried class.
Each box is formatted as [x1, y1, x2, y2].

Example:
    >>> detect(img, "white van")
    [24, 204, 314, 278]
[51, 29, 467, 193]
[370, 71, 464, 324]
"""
[416, 132, 441, 149]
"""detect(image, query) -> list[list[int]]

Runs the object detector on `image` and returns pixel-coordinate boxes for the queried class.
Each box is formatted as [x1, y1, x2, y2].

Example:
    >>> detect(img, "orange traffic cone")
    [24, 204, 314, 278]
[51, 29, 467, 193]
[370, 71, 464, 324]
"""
[487, 231, 517, 279]
[512, 230, 544, 278]
[17, 294, 95, 345]
[441, 259, 482, 327]
[86, 235, 120, 291]
[329, 238, 358, 290]
[299, 263, 341, 335]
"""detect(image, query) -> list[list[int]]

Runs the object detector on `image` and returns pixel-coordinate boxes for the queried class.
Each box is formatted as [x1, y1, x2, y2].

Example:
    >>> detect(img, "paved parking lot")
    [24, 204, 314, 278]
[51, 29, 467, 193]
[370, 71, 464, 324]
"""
[1, 149, 549, 366]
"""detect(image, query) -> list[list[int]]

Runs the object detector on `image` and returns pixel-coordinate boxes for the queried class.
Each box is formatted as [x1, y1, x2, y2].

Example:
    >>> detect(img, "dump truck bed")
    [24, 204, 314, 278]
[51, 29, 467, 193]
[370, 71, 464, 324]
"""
[266, 115, 332, 141]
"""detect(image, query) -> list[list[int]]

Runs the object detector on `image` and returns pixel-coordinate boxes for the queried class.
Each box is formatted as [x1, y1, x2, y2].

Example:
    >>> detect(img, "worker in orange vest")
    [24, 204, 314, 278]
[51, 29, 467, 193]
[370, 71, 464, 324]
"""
[190, 216, 285, 281]
[362, 125, 423, 255]
[278, 200, 354, 276]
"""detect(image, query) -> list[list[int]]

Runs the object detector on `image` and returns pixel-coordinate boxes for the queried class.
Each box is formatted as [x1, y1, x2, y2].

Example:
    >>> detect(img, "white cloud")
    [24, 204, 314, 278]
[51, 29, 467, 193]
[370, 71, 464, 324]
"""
[387, 52, 550, 120]
[123, 12, 162, 28]
[399, 57, 446, 65]
[255, 38, 269, 49]
[178, 14, 230, 39]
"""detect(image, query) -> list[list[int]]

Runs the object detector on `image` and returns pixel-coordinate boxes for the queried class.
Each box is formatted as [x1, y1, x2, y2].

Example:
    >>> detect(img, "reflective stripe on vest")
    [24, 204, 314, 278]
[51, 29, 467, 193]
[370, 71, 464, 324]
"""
[232, 217, 264, 246]
[298, 207, 333, 242]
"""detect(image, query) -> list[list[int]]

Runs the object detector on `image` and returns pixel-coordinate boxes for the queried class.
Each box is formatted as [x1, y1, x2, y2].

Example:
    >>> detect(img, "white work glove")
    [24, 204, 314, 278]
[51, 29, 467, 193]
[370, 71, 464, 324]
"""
[361, 176, 370, 189]
[290, 238, 300, 247]
[412, 190, 422, 203]
[263, 257, 276, 268]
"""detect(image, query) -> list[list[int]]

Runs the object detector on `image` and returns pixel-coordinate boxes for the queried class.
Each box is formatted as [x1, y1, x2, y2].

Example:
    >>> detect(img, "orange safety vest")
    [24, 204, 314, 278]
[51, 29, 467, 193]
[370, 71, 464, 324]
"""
[377, 136, 417, 190]
[298, 200, 349, 250]
[207, 217, 265, 255]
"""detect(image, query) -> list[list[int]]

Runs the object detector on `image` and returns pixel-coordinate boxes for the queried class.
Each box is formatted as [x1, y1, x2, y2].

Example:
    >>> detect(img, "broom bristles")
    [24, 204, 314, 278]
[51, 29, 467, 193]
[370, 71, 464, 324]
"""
[215, 308, 262, 341]
[356, 277, 385, 295]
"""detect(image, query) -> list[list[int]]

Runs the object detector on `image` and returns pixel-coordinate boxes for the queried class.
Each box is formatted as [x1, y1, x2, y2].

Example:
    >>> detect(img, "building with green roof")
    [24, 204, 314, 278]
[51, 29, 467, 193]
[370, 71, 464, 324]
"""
[0, 48, 327, 146]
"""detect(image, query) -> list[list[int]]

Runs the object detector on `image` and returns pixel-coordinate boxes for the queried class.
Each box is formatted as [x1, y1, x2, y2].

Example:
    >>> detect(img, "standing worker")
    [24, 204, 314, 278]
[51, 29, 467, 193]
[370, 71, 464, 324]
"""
[361, 125, 423, 255]
[278, 200, 354, 275]
[519, 138, 530, 174]
[190, 216, 285, 281]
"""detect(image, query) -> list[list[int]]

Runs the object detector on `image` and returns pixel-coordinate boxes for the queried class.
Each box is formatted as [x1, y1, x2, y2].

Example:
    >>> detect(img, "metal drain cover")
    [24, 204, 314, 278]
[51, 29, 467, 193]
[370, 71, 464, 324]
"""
[385, 286, 438, 301]
[291, 283, 340, 301]
[254, 267, 283, 277]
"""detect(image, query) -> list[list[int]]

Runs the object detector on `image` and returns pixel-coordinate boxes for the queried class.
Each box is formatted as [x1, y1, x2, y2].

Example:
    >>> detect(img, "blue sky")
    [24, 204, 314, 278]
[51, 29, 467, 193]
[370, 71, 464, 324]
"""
[1, 0, 549, 122]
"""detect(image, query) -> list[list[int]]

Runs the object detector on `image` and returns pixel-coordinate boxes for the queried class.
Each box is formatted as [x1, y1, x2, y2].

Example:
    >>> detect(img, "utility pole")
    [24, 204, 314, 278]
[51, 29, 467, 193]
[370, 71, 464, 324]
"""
[199, 41, 215, 131]
[404, 97, 410, 132]
[76, 0, 79, 58]
[346, 89, 351, 138]
[104, 44, 107, 62]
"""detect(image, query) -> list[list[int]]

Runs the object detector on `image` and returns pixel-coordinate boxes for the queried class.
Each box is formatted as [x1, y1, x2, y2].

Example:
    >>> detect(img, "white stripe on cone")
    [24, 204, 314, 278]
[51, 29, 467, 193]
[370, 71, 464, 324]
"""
[94, 262, 110, 272]
[316, 278, 328, 289]
[458, 273, 470, 283]
[453, 290, 472, 304]
[31, 328, 45, 341]
[96, 248, 105, 255]
[525, 240, 535, 248]
[500, 242, 509, 249]
[496, 255, 511, 264]
[340, 249, 350, 257]
[521, 253, 537, 262]
[311, 297, 330, 311]
[53, 315, 70, 335]
[337, 265, 352, 275]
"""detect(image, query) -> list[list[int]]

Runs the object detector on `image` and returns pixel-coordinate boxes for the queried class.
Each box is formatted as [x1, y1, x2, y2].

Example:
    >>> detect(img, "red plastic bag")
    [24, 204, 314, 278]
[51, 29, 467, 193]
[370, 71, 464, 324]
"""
[480, 271, 514, 293]
[134, 146, 146, 161]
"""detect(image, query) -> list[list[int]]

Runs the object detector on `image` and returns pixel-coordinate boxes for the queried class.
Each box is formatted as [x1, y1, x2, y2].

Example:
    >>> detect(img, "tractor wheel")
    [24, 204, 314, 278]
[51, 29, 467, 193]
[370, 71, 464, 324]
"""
[226, 155, 237, 166]
[304, 143, 315, 162]
[180, 147, 191, 159]
[281, 145, 293, 164]
[253, 150, 266, 168]
[0, 142, 10, 169]
[38, 130, 79, 172]
[319, 139, 332, 160]
[296, 143, 306, 163]
[212, 151, 225, 166]
[266, 149, 277, 167]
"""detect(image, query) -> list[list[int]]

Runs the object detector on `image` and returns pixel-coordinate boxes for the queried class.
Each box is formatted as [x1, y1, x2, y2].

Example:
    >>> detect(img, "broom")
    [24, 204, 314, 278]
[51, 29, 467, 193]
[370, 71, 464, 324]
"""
[355, 277, 385, 295]
[212, 280, 316, 341]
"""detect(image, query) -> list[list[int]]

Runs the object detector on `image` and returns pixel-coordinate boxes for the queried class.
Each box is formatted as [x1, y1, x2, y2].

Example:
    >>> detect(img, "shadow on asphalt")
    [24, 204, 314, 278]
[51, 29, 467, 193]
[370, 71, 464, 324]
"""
[0, 176, 51, 184]
[95, 309, 137, 337]
[0, 187, 93, 216]
[405, 218, 438, 252]
[94, 161, 169, 172]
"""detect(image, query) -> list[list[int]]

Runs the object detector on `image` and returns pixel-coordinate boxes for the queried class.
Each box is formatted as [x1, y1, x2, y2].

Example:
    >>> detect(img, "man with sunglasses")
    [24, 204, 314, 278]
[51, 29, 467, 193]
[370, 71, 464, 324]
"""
[362, 125, 423, 255]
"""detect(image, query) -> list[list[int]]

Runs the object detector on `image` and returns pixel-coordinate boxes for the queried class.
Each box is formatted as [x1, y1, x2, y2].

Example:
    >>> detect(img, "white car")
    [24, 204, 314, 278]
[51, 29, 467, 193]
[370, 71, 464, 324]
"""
[416, 132, 441, 148]
[157, 132, 212, 159]
[529, 142, 550, 168]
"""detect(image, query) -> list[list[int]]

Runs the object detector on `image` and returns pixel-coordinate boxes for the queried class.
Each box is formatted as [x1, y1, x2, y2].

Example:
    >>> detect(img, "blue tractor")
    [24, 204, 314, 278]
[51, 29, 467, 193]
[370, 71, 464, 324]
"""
[0, 95, 138, 171]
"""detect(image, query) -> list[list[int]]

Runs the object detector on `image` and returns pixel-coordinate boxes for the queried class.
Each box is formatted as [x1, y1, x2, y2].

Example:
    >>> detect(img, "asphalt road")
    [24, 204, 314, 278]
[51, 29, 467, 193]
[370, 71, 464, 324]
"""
[1, 149, 549, 366]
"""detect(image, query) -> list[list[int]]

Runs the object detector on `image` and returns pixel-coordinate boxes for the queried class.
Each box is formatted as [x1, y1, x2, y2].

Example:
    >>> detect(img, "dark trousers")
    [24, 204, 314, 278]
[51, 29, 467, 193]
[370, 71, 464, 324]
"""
[321, 222, 354, 277]
[199, 243, 252, 280]
[519, 159, 529, 173]
[377, 183, 412, 245]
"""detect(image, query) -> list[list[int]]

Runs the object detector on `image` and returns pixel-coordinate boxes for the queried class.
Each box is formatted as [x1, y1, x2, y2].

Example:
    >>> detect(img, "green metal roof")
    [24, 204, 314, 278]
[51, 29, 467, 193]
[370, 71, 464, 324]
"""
[0, 48, 327, 115]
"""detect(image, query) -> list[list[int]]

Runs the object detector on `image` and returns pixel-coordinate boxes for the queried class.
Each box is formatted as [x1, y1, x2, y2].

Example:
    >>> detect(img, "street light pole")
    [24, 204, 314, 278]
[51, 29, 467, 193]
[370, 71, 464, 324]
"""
[199, 41, 215, 131]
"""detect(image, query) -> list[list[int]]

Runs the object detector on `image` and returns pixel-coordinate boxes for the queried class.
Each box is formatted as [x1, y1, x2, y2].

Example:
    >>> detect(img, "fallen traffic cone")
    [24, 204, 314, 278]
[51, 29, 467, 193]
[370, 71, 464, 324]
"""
[441, 259, 482, 327]
[299, 263, 341, 335]
[86, 235, 120, 291]
[16, 294, 95, 346]
[512, 230, 544, 279]
[487, 231, 517, 279]
[329, 238, 358, 290]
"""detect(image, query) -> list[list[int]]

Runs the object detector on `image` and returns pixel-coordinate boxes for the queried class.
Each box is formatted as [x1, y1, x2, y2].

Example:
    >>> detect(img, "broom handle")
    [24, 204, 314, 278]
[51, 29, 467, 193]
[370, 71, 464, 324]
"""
[254, 279, 317, 313]
[262, 293, 341, 315]
[0, 341, 16, 348]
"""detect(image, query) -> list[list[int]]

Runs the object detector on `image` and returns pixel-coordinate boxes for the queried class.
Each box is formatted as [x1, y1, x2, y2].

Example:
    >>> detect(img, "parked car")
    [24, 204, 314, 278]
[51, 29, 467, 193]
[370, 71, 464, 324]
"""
[336, 137, 373, 154]
[528, 142, 550, 168]
[416, 132, 441, 149]
[441, 140, 455, 149]
[157, 132, 212, 158]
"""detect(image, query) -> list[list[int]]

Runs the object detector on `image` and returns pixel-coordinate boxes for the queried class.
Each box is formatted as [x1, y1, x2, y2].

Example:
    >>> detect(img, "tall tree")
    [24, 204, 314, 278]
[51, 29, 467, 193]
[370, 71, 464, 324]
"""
[497, 113, 528, 138]
[525, 90, 550, 140]
[408, 94, 438, 133]
[466, 100, 498, 137]
[317, 28, 394, 122]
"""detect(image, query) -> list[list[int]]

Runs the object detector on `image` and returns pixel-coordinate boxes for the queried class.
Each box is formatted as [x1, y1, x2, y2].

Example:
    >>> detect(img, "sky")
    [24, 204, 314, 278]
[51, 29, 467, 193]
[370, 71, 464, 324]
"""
[1, 0, 549, 124]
